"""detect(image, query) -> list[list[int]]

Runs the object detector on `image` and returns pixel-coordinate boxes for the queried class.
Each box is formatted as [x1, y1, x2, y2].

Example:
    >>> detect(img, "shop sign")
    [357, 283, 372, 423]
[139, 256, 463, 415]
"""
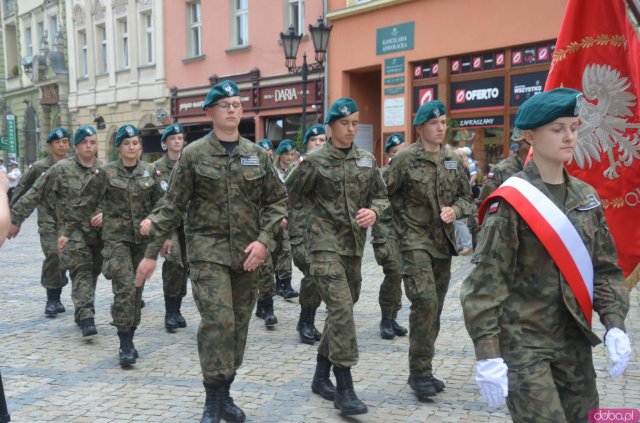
[453, 116, 504, 128]
[510, 71, 548, 107]
[5, 115, 18, 158]
[384, 76, 404, 86]
[450, 76, 505, 111]
[260, 82, 319, 108]
[174, 90, 252, 118]
[384, 87, 404, 95]
[385, 56, 405, 75]
[376, 22, 414, 55]
[413, 85, 438, 112]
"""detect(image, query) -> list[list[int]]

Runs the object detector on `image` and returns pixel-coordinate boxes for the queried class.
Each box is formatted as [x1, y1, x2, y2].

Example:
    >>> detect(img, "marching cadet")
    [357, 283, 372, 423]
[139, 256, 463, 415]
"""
[292, 124, 326, 344]
[77, 124, 165, 366]
[256, 138, 274, 160]
[13, 126, 104, 337]
[372, 133, 408, 340]
[135, 80, 287, 423]
[461, 88, 631, 422]
[286, 98, 388, 415]
[9, 128, 70, 317]
[386, 100, 472, 400]
[154, 123, 189, 331]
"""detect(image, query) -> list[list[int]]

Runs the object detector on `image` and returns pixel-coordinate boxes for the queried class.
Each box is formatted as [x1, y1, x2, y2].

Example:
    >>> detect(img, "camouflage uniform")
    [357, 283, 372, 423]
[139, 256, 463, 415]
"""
[285, 141, 388, 367]
[12, 156, 104, 323]
[386, 142, 472, 380]
[80, 159, 163, 331]
[460, 162, 629, 423]
[10, 155, 67, 290]
[371, 164, 403, 323]
[153, 156, 188, 300]
[145, 132, 286, 384]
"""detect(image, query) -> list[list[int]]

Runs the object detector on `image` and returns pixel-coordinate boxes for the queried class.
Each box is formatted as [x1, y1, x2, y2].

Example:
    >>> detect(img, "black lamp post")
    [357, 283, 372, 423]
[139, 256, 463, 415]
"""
[280, 17, 332, 138]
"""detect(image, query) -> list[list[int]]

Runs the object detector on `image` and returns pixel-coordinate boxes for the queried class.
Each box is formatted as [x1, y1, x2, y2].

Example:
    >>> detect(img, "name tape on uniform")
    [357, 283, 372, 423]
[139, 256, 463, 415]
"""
[356, 158, 373, 168]
[444, 160, 458, 170]
[241, 156, 260, 166]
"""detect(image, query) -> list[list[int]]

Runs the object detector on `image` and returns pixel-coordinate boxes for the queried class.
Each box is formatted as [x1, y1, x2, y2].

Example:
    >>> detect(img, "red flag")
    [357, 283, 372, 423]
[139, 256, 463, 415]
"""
[545, 0, 640, 279]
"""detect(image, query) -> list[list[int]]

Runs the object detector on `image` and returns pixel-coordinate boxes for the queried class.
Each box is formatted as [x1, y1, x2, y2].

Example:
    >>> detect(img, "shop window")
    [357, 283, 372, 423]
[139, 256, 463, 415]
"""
[511, 41, 555, 67]
[412, 60, 439, 80]
[265, 114, 317, 143]
[451, 127, 504, 177]
[449, 48, 506, 75]
[233, 0, 249, 47]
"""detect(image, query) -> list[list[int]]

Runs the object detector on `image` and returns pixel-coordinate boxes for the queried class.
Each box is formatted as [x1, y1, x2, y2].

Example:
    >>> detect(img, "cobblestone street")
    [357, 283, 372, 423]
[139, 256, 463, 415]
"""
[0, 215, 638, 422]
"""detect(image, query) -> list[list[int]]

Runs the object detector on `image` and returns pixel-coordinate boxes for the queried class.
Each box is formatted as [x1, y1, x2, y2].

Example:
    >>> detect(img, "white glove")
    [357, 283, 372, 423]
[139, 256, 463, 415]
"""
[605, 327, 632, 379]
[476, 358, 508, 408]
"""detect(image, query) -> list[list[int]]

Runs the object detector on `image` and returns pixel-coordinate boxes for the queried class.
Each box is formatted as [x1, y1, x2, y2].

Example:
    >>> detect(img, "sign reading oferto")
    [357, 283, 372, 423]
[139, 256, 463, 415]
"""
[376, 22, 414, 55]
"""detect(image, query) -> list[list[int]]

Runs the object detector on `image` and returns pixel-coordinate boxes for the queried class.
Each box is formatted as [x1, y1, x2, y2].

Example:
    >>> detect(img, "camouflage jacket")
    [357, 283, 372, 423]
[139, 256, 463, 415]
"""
[460, 161, 629, 360]
[79, 159, 163, 244]
[386, 142, 473, 257]
[476, 154, 524, 206]
[285, 140, 389, 257]
[9, 155, 58, 232]
[371, 164, 398, 244]
[152, 155, 177, 192]
[146, 132, 287, 269]
[285, 159, 307, 244]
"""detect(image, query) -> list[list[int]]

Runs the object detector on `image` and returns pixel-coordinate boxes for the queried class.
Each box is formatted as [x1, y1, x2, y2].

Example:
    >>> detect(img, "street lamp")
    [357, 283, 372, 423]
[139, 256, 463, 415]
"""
[280, 17, 332, 137]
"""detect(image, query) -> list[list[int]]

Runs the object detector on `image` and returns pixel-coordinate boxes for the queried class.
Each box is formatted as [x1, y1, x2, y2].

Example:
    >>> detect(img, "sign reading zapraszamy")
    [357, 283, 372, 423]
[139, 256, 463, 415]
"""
[450, 76, 505, 111]
[510, 71, 548, 107]
[376, 22, 414, 55]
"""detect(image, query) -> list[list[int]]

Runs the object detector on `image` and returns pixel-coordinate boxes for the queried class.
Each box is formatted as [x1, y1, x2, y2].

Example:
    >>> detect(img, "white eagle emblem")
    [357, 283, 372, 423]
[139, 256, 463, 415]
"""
[340, 105, 351, 116]
[126, 126, 135, 137]
[572, 64, 640, 179]
[223, 82, 234, 96]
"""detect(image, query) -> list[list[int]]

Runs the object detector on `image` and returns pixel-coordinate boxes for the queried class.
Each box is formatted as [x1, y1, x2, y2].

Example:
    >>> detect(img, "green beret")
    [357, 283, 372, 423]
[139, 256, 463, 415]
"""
[47, 127, 70, 143]
[515, 88, 582, 130]
[203, 80, 241, 110]
[161, 123, 184, 143]
[115, 124, 140, 147]
[325, 97, 359, 124]
[257, 138, 273, 150]
[384, 133, 405, 153]
[73, 125, 97, 145]
[413, 100, 446, 126]
[276, 139, 296, 155]
[303, 124, 326, 144]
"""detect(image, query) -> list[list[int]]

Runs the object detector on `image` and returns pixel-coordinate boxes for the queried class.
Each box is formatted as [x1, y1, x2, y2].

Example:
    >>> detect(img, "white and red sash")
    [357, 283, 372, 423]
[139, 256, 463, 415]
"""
[478, 176, 594, 327]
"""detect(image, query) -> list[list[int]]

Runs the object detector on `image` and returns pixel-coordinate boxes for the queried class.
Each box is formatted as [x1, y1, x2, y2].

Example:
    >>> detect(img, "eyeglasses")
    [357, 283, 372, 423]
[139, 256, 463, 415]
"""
[213, 102, 243, 110]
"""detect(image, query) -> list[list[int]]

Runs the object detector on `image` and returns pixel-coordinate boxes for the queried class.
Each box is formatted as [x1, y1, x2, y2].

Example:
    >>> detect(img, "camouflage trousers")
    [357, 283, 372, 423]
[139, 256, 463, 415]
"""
[101, 241, 145, 331]
[372, 238, 403, 320]
[503, 326, 598, 423]
[39, 229, 68, 290]
[163, 226, 189, 298]
[59, 238, 103, 323]
[401, 249, 451, 377]
[258, 227, 292, 299]
[291, 240, 322, 309]
[190, 261, 259, 384]
[310, 252, 362, 368]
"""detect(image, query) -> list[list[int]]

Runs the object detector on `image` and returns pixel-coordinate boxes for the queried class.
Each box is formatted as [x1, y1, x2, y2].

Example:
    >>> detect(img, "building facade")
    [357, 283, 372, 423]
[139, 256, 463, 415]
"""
[326, 0, 569, 169]
[65, 0, 169, 160]
[1, 0, 70, 166]
[164, 0, 326, 146]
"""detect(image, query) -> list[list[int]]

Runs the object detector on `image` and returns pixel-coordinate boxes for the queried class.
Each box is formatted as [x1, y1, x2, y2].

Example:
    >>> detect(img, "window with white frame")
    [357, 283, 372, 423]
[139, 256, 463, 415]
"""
[288, 0, 304, 35]
[96, 23, 107, 74]
[188, 1, 202, 57]
[78, 30, 88, 77]
[36, 21, 44, 51]
[117, 17, 129, 69]
[140, 11, 154, 65]
[25, 26, 33, 56]
[234, 0, 249, 47]
[48, 15, 58, 46]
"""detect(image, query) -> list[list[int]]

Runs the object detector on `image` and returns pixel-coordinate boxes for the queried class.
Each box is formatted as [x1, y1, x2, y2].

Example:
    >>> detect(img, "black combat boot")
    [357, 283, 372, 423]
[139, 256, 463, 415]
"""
[311, 354, 336, 401]
[391, 320, 408, 336]
[45, 289, 58, 317]
[275, 275, 284, 297]
[297, 307, 316, 345]
[52, 288, 66, 313]
[164, 296, 179, 331]
[117, 330, 136, 367]
[408, 375, 437, 400]
[261, 296, 278, 328]
[280, 277, 299, 299]
[201, 381, 224, 423]
[79, 318, 97, 337]
[426, 376, 445, 392]
[175, 296, 187, 328]
[311, 309, 321, 341]
[380, 318, 395, 340]
[130, 327, 139, 359]
[221, 376, 246, 423]
[255, 297, 266, 319]
[332, 366, 368, 415]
